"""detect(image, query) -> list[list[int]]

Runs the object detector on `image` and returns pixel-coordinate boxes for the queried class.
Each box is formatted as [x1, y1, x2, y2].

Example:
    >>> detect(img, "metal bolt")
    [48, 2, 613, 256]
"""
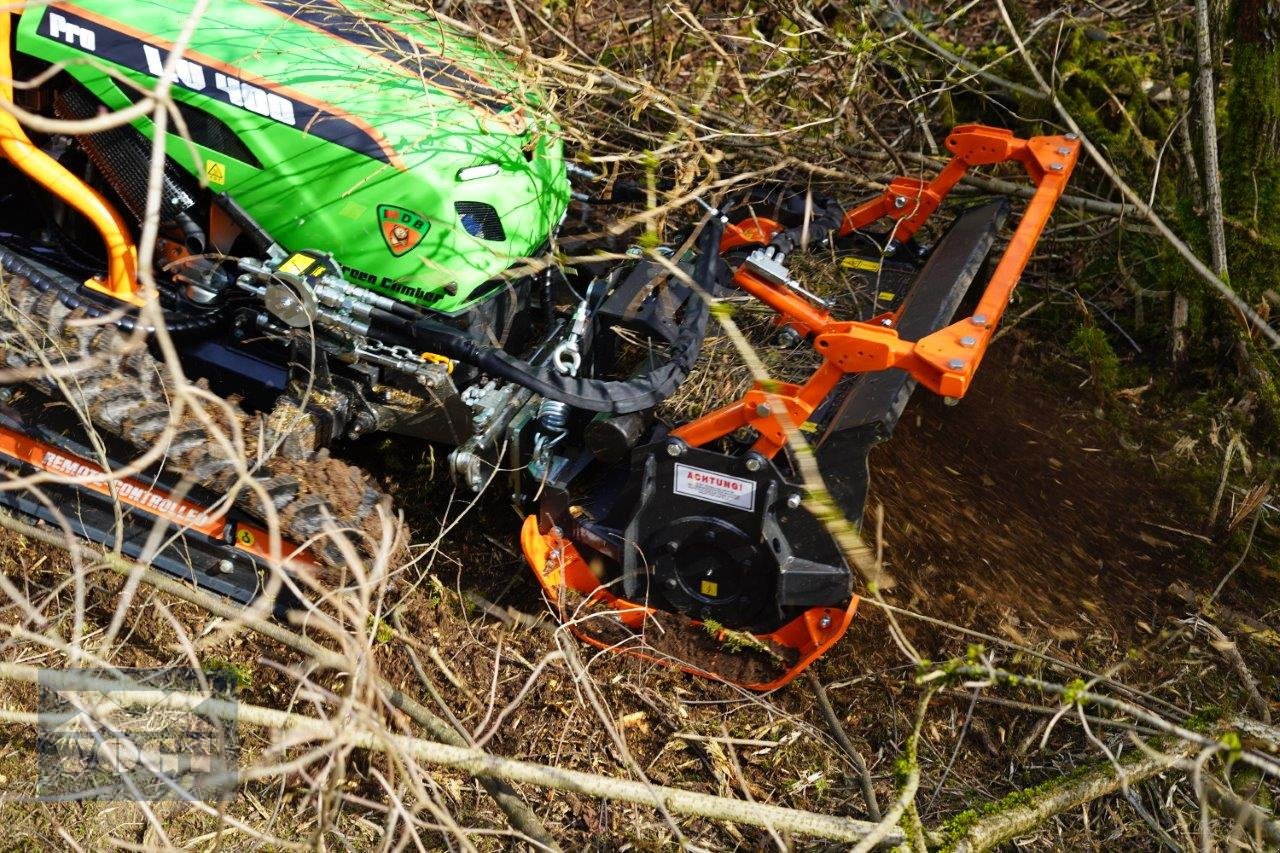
[880, 318, 894, 327]
[947, 358, 965, 370]
[550, 526, 563, 538]
[971, 314, 987, 326]
[893, 195, 908, 209]
[1050, 162, 1064, 172]
[548, 549, 562, 563]
[666, 577, 678, 588]
[1065, 132, 1079, 140]
[217, 559, 234, 575]
[818, 613, 832, 629]
[1057, 146, 1071, 156]
[959, 335, 976, 348]
[666, 441, 685, 458]
[755, 403, 772, 418]
[745, 457, 763, 472]
[786, 493, 802, 509]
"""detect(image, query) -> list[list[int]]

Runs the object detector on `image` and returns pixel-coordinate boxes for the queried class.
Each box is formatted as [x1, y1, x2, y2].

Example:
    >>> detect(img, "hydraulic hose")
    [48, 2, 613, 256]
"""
[375, 216, 724, 415]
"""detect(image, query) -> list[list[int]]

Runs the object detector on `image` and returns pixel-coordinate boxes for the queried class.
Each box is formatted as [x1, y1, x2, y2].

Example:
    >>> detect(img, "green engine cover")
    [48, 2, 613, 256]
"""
[16, 0, 570, 314]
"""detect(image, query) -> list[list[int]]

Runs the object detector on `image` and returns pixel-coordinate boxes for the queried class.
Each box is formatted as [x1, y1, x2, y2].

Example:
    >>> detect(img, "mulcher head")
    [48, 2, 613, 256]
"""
[520, 126, 1079, 689]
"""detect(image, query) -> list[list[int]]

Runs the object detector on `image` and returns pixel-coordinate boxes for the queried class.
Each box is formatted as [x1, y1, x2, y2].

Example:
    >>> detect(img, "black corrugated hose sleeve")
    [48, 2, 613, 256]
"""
[381, 216, 723, 415]
[0, 244, 225, 335]
[767, 197, 846, 256]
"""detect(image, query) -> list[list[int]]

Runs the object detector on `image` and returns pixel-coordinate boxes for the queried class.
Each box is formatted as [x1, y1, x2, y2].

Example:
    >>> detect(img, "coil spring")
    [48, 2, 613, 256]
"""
[538, 397, 569, 433]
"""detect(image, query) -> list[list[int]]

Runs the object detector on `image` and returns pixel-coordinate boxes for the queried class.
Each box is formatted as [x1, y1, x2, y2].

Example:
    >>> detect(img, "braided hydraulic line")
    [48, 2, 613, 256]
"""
[0, 249, 400, 570]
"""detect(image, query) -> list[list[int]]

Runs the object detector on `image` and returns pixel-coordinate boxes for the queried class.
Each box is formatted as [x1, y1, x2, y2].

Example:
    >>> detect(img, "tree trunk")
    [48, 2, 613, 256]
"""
[1223, 0, 1280, 426]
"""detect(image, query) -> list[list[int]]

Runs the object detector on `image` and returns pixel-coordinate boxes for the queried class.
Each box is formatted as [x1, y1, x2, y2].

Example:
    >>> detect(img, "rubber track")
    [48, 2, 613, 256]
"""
[0, 269, 402, 571]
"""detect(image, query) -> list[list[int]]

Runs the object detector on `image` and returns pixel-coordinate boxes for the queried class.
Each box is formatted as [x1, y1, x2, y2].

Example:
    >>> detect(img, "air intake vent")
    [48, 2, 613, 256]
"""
[454, 201, 506, 242]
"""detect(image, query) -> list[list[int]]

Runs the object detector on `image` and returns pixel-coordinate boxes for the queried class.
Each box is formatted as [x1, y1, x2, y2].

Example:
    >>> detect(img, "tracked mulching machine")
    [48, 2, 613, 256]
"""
[0, 1, 1078, 689]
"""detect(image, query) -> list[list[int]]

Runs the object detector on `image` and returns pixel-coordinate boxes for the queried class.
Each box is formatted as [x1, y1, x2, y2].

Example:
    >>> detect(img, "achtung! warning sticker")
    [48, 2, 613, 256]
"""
[673, 463, 755, 512]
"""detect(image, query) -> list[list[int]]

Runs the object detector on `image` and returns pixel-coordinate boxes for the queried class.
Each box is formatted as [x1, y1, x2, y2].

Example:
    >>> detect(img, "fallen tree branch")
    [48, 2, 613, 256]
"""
[0, 662, 905, 846]
[945, 741, 1196, 852]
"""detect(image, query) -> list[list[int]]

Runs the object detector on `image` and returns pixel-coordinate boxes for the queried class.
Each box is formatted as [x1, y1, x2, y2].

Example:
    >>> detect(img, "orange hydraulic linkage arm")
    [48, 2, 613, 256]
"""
[0, 11, 141, 304]
[676, 124, 1079, 457]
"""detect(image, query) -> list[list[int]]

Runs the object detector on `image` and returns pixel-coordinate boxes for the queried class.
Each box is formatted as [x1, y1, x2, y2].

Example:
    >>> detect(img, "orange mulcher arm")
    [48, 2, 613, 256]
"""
[674, 124, 1080, 458]
[0, 11, 141, 304]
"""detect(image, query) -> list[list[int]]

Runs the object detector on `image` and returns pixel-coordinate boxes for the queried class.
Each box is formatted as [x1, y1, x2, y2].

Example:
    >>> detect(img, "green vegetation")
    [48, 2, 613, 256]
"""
[202, 657, 253, 689]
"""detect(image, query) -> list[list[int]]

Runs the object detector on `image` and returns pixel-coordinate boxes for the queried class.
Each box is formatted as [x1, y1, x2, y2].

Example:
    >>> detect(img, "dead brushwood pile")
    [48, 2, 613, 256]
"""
[1, 2, 1279, 851]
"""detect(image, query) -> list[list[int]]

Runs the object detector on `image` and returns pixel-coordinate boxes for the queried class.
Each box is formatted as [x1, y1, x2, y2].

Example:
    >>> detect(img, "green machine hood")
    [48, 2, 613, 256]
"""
[17, 0, 570, 313]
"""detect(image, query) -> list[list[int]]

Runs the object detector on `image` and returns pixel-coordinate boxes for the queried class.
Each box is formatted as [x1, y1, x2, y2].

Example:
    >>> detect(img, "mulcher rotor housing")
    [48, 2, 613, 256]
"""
[0, 1, 1079, 689]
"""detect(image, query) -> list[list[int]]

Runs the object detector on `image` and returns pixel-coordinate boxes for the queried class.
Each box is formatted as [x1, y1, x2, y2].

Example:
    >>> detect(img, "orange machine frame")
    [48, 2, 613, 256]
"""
[523, 124, 1079, 690]
[0, 10, 142, 304]
[674, 124, 1079, 457]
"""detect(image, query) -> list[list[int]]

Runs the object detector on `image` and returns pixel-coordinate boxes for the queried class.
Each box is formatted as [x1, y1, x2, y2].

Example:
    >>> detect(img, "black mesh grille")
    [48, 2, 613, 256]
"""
[454, 201, 506, 242]
[55, 86, 198, 225]
[172, 100, 262, 168]
[116, 83, 262, 168]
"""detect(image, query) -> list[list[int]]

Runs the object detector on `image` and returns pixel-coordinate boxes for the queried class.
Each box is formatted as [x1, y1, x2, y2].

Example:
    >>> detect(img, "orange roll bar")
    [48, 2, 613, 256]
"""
[0, 11, 141, 303]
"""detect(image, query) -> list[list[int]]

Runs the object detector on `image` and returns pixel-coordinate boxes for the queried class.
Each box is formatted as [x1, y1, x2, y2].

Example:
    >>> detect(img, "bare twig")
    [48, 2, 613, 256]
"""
[806, 669, 882, 821]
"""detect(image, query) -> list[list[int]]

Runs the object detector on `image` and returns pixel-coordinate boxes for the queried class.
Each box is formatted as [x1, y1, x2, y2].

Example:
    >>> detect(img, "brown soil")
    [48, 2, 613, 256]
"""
[865, 344, 1203, 642]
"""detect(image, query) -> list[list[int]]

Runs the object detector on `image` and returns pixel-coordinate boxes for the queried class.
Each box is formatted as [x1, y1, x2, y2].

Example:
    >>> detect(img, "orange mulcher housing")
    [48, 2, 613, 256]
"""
[522, 124, 1079, 690]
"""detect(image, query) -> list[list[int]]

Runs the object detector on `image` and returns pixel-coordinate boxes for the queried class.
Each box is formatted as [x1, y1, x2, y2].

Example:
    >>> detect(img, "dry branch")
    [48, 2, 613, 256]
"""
[807, 669, 881, 821]
[0, 662, 905, 847]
